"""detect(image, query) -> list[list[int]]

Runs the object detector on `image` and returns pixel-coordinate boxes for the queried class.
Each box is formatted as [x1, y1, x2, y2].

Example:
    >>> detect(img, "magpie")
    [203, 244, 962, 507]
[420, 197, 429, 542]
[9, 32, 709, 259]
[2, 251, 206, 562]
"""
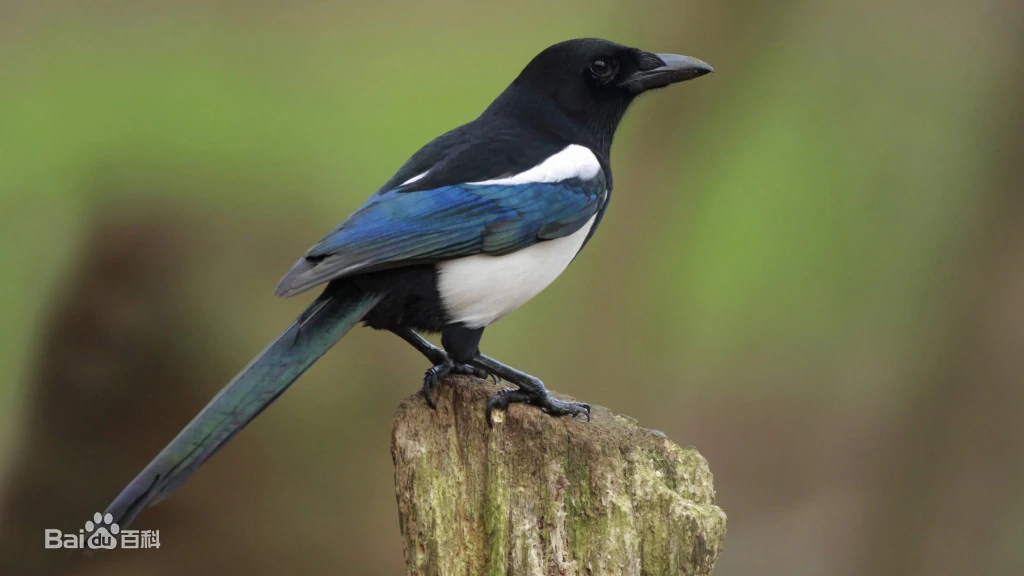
[103, 38, 712, 528]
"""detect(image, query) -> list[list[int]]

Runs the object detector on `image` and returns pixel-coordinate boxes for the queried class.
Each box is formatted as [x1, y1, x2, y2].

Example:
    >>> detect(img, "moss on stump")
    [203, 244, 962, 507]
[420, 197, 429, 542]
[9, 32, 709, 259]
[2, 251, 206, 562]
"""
[392, 376, 727, 575]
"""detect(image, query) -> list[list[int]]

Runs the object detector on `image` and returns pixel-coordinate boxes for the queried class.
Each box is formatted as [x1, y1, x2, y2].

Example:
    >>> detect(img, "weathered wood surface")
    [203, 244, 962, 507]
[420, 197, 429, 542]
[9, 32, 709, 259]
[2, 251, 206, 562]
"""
[392, 376, 727, 575]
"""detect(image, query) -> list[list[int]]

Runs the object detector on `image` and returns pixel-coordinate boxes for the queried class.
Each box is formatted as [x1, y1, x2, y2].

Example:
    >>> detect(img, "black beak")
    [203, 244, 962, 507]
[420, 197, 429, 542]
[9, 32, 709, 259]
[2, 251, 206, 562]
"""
[621, 53, 713, 93]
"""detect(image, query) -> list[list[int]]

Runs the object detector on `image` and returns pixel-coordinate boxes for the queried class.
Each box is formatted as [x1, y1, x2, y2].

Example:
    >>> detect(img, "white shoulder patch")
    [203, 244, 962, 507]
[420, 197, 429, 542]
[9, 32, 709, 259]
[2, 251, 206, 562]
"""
[472, 144, 601, 185]
[400, 172, 428, 187]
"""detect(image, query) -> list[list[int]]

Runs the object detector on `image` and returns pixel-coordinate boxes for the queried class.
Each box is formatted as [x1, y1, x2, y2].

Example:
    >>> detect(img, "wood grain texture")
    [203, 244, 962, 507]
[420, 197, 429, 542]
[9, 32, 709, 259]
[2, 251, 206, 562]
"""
[392, 376, 727, 576]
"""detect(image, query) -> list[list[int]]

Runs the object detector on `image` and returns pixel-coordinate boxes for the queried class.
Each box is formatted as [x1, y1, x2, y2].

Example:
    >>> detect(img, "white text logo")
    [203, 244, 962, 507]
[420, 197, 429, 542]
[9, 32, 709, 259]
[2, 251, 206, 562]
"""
[44, 512, 160, 550]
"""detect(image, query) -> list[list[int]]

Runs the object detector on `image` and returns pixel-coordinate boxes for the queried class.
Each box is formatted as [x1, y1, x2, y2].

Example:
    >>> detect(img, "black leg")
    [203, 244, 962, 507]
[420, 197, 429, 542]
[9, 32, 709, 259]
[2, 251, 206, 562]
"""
[471, 354, 591, 426]
[390, 327, 492, 408]
[441, 324, 485, 364]
[390, 328, 591, 424]
[391, 327, 446, 364]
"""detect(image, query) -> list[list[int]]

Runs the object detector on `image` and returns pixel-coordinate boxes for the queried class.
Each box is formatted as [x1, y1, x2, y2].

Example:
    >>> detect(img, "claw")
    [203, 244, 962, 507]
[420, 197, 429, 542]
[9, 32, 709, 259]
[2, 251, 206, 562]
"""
[450, 363, 498, 383]
[573, 403, 592, 421]
[422, 359, 454, 409]
[486, 388, 591, 426]
[486, 388, 527, 427]
[424, 358, 501, 409]
[476, 367, 499, 384]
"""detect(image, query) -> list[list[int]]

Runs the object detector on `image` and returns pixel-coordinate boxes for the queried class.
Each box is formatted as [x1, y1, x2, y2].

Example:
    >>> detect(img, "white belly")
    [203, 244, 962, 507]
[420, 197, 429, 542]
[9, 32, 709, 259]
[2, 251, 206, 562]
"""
[437, 215, 597, 328]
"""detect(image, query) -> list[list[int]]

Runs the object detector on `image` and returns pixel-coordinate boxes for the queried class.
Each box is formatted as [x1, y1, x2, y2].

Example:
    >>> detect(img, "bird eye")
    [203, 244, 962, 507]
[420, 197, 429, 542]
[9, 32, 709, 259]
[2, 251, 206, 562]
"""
[588, 59, 618, 81]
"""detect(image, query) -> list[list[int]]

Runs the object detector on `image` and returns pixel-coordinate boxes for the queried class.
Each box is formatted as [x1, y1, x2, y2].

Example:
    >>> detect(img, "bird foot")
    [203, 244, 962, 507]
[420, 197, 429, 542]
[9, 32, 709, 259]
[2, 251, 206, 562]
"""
[485, 387, 591, 426]
[422, 359, 497, 408]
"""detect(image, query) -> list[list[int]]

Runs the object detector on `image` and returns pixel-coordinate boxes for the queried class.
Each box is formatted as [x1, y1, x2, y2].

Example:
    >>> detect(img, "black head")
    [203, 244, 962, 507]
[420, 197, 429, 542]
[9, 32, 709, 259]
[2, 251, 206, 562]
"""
[483, 38, 712, 155]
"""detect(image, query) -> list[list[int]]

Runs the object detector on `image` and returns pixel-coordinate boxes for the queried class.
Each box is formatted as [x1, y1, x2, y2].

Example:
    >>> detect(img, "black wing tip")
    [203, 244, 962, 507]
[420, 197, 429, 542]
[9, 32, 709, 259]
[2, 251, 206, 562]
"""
[275, 258, 318, 298]
[274, 275, 319, 298]
[273, 279, 298, 298]
[275, 255, 365, 298]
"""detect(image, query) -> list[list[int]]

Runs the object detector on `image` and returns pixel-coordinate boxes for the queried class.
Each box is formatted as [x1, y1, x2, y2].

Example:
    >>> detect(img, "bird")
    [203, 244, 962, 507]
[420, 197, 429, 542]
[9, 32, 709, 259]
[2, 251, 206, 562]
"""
[103, 37, 712, 529]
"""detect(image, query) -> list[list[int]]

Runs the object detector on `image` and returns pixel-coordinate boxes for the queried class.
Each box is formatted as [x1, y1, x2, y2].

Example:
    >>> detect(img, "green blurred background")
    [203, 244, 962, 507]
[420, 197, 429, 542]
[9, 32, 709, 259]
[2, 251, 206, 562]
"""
[1, 1, 1022, 574]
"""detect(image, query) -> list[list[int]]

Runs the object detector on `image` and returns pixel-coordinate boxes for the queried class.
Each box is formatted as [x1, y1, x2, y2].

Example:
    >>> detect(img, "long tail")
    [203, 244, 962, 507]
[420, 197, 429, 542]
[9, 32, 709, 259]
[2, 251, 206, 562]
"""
[104, 281, 382, 529]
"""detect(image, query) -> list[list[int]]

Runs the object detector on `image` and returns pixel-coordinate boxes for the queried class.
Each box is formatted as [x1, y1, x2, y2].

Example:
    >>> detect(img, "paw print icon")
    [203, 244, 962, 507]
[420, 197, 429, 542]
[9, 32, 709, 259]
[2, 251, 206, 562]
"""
[85, 512, 120, 550]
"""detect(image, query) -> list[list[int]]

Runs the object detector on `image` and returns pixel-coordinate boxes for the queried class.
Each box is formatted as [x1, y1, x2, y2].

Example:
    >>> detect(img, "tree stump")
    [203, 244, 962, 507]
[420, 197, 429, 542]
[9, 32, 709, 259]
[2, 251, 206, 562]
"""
[392, 376, 727, 575]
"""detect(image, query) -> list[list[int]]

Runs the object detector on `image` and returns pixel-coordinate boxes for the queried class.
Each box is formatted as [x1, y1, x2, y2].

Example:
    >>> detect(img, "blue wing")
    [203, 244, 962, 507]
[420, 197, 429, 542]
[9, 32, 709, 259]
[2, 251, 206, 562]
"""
[274, 174, 606, 297]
